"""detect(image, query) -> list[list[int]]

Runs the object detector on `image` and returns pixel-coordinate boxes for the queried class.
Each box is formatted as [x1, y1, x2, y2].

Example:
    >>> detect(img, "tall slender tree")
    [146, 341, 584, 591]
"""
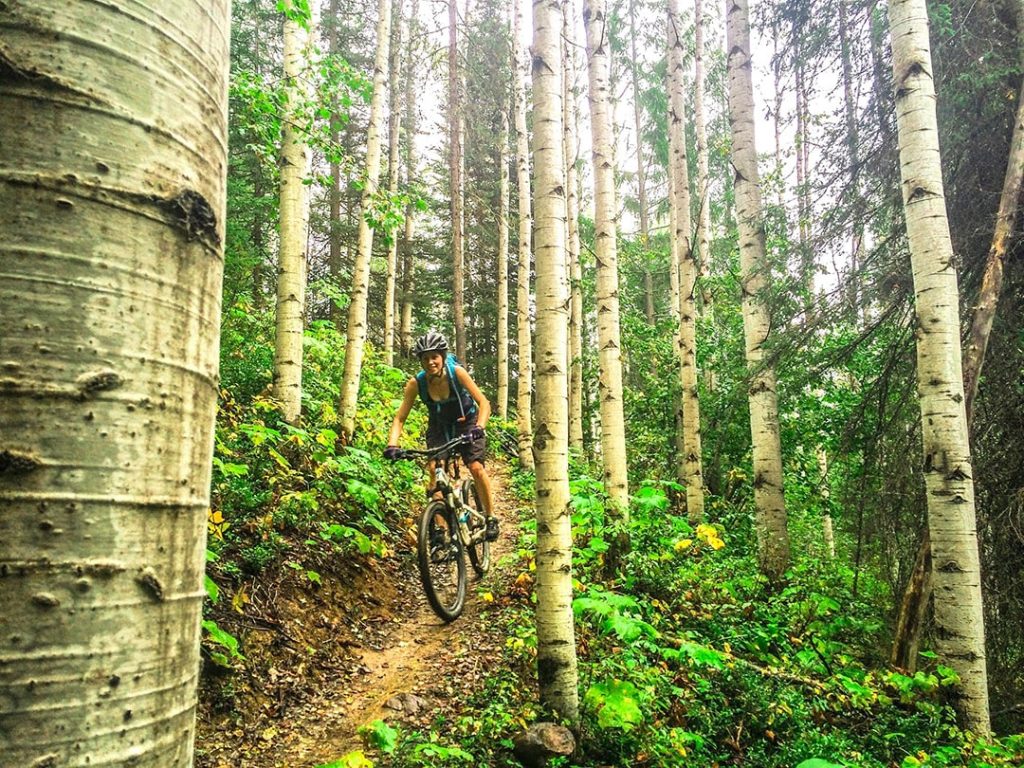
[694, 0, 714, 319]
[514, 0, 535, 471]
[888, 0, 990, 733]
[383, 0, 405, 367]
[564, 0, 585, 452]
[274, 1, 318, 424]
[399, 0, 420, 355]
[450, 0, 468, 360]
[339, 0, 393, 437]
[726, 0, 790, 581]
[668, 0, 705, 523]
[0, 1, 230, 763]
[627, 0, 654, 323]
[585, 0, 631, 517]
[497, 88, 512, 418]
[532, 0, 580, 723]
[328, 0, 346, 328]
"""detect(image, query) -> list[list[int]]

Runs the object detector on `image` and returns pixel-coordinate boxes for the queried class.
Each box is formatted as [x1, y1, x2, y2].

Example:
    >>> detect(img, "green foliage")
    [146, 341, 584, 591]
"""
[358, 720, 399, 754]
[201, 619, 245, 668]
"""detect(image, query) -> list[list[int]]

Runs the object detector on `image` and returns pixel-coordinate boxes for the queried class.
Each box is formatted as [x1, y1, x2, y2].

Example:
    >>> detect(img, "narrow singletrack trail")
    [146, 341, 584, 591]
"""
[247, 462, 521, 768]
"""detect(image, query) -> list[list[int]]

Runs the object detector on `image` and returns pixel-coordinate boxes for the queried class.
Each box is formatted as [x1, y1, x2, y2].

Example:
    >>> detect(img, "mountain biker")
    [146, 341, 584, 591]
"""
[384, 331, 499, 540]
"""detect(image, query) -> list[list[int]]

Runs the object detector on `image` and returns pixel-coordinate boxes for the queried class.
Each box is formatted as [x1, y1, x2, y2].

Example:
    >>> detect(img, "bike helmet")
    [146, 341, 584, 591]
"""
[412, 330, 449, 358]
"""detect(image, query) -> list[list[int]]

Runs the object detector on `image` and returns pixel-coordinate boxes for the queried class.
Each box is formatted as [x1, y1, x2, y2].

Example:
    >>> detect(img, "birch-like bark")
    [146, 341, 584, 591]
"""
[399, 0, 420, 355]
[514, 0, 535, 471]
[497, 90, 511, 418]
[627, 0, 654, 323]
[564, 0, 585, 452]
[838, 0, 865, 317]
[726, 0, 791, 581]
[585, 0, 630, 516]
[0, 2, 229, 764]
[889, 0, 989, 733]
[383, 0, 405, 367]
[533, 0, 579, 723]
[668, 0, 705, 523]
[694, 0, 714, 319]
[275, 3, 317, 424]
[450, 0, 467, 361]
[328, 0, 345, 328]
[339, 0, 393, 437]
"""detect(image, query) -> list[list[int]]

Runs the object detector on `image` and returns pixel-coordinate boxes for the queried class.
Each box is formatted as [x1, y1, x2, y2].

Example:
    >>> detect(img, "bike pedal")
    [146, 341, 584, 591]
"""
[485, 517, 500, 542]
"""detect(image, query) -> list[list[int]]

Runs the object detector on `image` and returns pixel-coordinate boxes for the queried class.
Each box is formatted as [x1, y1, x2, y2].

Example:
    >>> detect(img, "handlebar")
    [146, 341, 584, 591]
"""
[390, 434, 471, 461]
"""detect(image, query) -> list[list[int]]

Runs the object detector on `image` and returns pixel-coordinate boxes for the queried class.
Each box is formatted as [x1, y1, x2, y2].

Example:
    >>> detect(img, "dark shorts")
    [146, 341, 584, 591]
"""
[426, 418, 486, 465]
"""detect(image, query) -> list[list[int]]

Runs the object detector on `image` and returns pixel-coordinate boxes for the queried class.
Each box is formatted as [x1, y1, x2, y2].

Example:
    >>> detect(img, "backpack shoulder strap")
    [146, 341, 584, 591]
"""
[415, 371, 430, 405]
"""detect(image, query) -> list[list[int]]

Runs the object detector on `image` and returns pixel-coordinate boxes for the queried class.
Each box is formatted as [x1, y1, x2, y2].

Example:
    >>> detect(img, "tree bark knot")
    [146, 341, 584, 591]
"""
[0, 449, 41, 474]
[136, 567, 165, 600]
[937, 559, 964, 574]
[166, 189, 220, 247]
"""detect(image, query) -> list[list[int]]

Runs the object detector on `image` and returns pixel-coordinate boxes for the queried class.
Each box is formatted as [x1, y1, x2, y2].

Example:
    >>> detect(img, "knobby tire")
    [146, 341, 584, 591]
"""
[417, 500, 466, 622]
[462, 478, 490, 577]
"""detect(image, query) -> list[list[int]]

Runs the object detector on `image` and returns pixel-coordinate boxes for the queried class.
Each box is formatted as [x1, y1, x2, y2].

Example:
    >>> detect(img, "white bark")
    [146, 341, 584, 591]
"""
[497, 92, 511, 419]
[564, 0, 585, 453]
[384, 1, 405, 368]
[888, 0, 990, 733]
[0, 2, 229, 764]
[694, 0, 714, 318]
[514, 0, 535, 471]
[339, 0, 393, 437]
[532, 0, 579, 723]
[584, 0, 630, 516]
[668, 0, 705, 523]
[275, 3, 317, 424]
[726, 0, 790, 581]
[399, 0, 420, 356]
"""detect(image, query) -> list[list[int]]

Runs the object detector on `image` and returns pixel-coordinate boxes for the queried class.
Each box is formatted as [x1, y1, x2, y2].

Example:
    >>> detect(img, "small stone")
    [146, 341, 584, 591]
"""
[512, 722, 575, 768]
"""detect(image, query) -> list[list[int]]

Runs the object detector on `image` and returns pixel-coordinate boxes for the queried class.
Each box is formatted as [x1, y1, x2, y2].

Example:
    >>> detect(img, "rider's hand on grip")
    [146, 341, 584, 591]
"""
[467, 426, 485, 441]
[383, 446, 402, 460]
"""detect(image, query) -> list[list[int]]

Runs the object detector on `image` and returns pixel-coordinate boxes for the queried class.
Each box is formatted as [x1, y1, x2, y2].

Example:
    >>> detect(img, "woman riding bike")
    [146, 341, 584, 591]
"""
[384, 331, 499, 541]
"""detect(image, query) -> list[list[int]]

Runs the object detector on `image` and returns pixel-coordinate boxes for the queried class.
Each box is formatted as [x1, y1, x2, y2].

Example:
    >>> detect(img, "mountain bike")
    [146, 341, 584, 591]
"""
[391, 435, 493, 621]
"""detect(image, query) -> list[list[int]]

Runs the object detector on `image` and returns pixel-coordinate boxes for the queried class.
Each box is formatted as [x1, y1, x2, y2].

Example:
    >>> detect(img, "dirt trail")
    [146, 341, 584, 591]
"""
[248, 463, 520, 768]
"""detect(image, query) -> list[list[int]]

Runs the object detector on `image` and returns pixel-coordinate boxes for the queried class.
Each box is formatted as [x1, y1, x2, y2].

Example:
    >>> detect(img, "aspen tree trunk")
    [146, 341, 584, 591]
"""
[565, 0, 585, 453]
[339, 0, 393, 438]
[384, 1, 405, 367]
[694, 0, 715, 320]
[399, 0, 420, 356]
[817, 446, 836, 559]
[450, 0, 467, 361]
[771, 22, 786, 210]
[726, 0, 791, 582]
[533, 0, 579, 722]
[585, 0, 631, 516]
[497, 91, 511, 418]
[889, 0, 990, 733]
[329, 0, 345, 328]
[668, 0, 705, 524]
[627, 0, 655, 324]
[275, 2, 318, 425]
[0, 2, 229, 764]
[514, 0, 535, 471]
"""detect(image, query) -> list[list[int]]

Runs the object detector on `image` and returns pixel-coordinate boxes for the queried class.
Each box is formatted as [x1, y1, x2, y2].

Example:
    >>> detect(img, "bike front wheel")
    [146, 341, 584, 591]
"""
[417, 500, 466, 621]
[462, 478, 490, 577]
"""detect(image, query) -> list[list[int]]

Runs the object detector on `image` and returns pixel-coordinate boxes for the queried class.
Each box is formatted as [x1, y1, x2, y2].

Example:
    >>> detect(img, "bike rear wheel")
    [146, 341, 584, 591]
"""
[417, 500, 466, 621]
[462, 478, 490, 576]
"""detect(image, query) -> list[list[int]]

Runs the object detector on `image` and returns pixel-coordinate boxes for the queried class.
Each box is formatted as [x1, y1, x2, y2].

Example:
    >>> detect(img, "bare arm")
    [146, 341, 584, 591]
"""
[387, 378, 419, 445]
[456, 366, 491, 428]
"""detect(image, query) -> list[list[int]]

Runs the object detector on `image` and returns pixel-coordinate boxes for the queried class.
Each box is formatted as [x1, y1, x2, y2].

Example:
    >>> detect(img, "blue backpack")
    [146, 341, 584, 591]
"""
[415, 353, 477, 424]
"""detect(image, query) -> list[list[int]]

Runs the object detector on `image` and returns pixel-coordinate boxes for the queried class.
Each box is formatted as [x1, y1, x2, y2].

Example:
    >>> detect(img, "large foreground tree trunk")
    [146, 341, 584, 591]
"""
[514, 0, 535, 471]
[339, 0, 393, 438]
[274, 2, 318, 424]
[532, 0, 580, 724]
[726, 0, 791, 582]
[0, 2, 230, 764]
[889, 0, 990, 733]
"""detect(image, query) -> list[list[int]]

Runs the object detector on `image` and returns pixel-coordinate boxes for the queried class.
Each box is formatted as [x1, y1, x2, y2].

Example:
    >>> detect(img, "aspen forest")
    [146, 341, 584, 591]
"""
[6, 0, 1024, 764]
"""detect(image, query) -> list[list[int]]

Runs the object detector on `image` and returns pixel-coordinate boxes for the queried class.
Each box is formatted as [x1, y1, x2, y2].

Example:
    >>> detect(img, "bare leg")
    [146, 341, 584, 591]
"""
[425, 459, 443, 500]
[467, 461, 495, 518]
